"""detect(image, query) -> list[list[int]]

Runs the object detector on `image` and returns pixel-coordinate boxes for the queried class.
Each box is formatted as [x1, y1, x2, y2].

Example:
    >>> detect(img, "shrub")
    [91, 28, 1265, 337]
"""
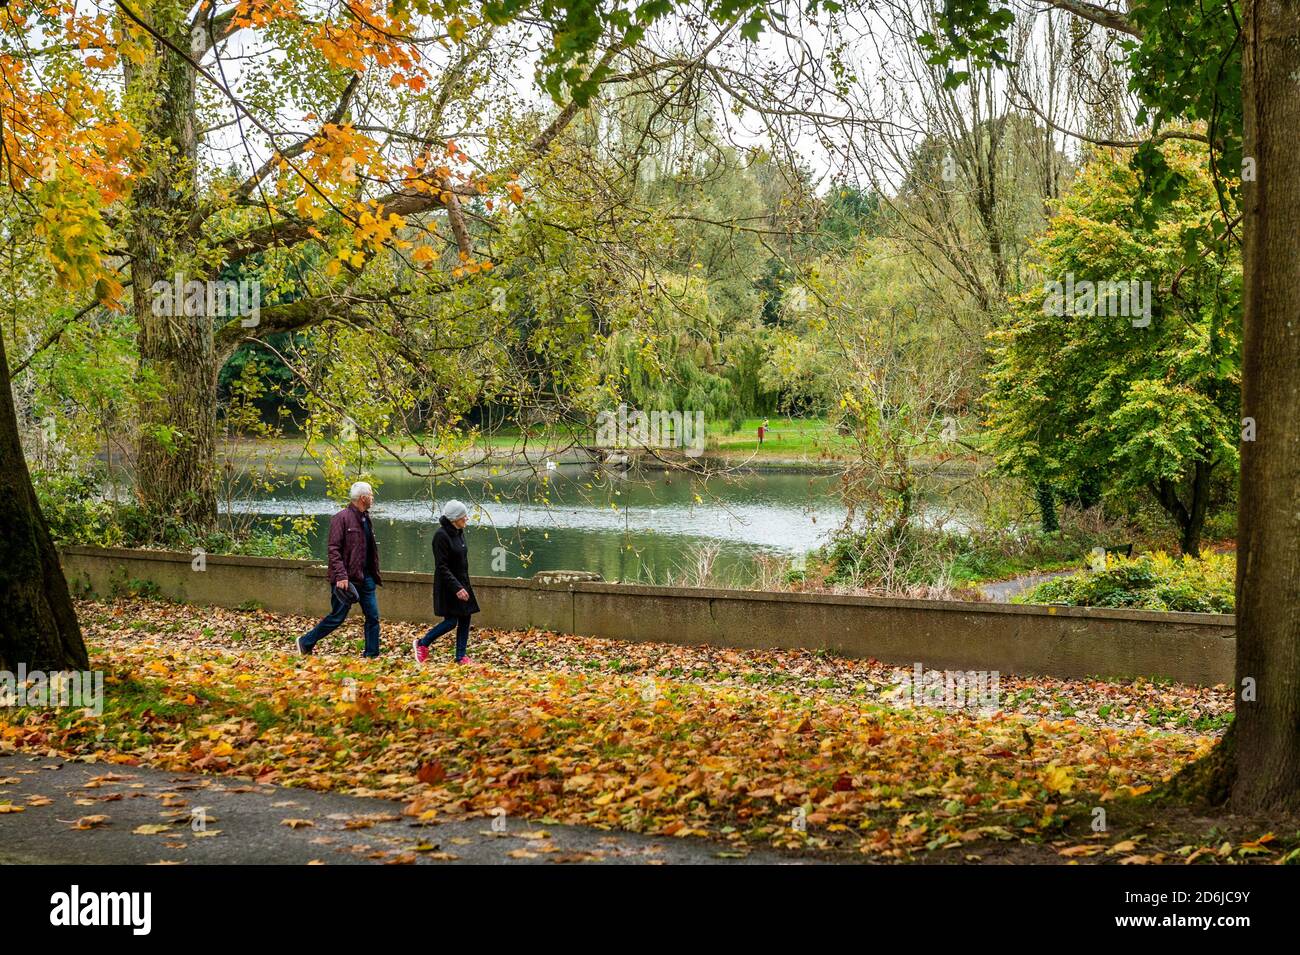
[33, 470, 126, 547]
[1015, 551, 1234, 613]
[35, 470, 312, 560]
[190, 522, 313, 560]
[818, 506, 1131, 593]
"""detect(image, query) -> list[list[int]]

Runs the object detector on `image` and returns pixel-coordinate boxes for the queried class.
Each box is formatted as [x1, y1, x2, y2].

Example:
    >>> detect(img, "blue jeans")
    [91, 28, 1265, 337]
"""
[418, 616, 471, 660]
[301, 577, 381, 657]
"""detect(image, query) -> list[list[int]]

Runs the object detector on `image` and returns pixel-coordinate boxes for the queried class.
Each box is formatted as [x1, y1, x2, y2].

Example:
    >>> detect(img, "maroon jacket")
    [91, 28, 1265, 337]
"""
[326, 503, 382, 586]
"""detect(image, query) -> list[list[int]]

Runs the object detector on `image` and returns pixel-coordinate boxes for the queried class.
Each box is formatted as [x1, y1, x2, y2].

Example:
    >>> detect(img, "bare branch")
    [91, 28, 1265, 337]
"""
[1041, 0, 1143, 38]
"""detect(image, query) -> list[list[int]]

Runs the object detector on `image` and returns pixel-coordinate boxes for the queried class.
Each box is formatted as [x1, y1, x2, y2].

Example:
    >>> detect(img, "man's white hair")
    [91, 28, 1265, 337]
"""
[349, 481, 374, 501]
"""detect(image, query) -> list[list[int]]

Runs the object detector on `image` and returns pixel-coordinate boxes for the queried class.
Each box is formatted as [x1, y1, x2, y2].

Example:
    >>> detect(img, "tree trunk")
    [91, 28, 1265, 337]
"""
[1035, 482, 1058, 533]
[1181, 459, 1211, 558]
[0, 331, 89, 672]
[124, 11, 215, 530]
[1153, 465, 1210, 559]
[1225, 0, 1300, 812]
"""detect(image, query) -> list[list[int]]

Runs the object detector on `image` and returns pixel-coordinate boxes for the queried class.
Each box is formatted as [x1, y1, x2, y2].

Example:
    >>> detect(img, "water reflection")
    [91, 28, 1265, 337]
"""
[226, 462, 847, 586]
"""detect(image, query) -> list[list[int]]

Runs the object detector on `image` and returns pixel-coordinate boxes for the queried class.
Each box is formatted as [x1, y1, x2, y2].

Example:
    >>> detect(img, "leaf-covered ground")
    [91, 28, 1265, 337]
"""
[0, 598, 1290, 863]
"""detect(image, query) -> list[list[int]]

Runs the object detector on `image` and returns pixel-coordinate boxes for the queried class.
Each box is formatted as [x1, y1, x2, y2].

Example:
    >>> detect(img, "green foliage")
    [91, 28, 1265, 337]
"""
[1124, 1, 1243, 212]
[34, 468, 312, 560]
[107, 573, 162, 600]
[602, 273, 740, 424]
[476, 0, 817, 103]
[766, 236, 961, 416]
[915, 0, 1017, 88]
[985, 144, 1240, 541]
[764, 235, 968, 544]
[189, 522, 315, 561]
[33, 470, 125, 548]
[816, 185, 883, 251]
[1017, 551, 1235, 613]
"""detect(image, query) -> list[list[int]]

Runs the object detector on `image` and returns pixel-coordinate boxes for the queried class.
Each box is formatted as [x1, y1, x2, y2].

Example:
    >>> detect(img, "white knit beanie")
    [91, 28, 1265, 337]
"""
[441, 499, 469, 522]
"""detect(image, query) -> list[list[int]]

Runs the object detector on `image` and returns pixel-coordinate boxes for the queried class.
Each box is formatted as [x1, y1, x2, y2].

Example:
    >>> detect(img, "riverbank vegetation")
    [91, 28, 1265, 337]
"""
[1016, 552, 1236, 615]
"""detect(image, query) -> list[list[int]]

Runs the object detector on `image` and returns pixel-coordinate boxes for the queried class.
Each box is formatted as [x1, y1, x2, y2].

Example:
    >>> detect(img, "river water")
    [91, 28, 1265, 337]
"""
[226, 460, 852, 586]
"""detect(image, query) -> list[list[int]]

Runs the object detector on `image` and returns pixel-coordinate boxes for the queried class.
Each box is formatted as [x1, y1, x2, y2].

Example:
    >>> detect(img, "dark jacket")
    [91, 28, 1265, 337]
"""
[326, 503, 382, 586]
[432, 515, 479, 617]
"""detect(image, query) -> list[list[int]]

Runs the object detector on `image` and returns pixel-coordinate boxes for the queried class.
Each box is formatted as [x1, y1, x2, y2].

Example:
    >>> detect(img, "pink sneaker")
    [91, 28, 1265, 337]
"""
[412, 638, 429, 664]
[456, 655, 475, 666]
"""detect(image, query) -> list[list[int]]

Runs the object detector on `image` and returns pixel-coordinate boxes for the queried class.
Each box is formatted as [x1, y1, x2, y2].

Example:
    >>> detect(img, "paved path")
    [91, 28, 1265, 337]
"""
[0, 752, 802, 865]
[978, 570, 1076, 603]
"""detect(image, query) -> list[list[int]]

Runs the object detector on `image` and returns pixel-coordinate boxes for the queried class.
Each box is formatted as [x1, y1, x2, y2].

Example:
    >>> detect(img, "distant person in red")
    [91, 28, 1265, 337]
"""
[758, 418, 769, 446]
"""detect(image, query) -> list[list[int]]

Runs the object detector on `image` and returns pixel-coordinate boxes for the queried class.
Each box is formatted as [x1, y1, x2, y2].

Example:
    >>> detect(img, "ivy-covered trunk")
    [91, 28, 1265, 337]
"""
[122, 9, 216, 529]
[1034, 482, 1058, 534]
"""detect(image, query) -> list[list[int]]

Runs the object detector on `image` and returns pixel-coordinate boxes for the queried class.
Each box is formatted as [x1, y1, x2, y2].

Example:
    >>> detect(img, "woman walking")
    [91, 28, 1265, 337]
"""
[413, 500, 480, 664]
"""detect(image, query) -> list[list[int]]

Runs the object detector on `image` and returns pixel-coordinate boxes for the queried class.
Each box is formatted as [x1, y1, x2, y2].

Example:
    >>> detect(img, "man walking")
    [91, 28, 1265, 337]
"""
[296, 481, 383, 658]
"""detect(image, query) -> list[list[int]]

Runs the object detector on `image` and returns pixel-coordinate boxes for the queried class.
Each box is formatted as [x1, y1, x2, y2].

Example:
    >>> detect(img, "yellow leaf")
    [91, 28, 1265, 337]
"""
[1041, 764, 1074, 794]
[133, 824, 173, 835]
[1059, 844, 1104, 857]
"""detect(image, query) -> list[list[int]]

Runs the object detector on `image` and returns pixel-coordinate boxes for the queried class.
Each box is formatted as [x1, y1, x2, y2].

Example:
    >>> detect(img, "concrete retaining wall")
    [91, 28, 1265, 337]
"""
[59, 545, 1236, 686]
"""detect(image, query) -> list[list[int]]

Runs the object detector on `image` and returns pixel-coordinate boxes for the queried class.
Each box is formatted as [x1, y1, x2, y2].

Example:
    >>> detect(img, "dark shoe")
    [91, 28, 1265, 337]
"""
[295, 635, 312, 656]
